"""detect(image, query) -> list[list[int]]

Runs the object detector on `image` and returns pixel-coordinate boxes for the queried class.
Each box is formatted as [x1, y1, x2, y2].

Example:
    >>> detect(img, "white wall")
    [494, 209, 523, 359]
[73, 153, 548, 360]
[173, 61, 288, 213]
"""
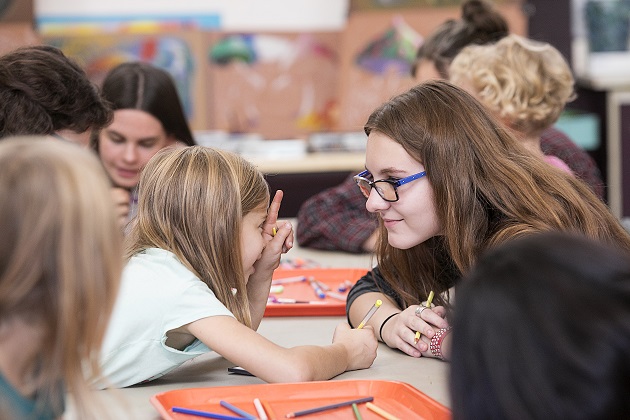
[34, 0, 350, 32]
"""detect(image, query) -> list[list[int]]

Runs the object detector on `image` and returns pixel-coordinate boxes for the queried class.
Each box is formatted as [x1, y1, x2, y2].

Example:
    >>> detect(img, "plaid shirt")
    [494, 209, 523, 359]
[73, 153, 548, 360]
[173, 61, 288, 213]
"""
[296, 127, 605, 253]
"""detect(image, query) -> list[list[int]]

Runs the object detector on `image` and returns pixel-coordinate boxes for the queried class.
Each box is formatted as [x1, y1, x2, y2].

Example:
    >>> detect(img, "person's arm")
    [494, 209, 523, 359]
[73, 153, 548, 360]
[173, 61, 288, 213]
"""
[296, 176, 378, 253]
[186, 315, 377, 383]
[346, 268, 449, 358]
[110, 187, 130, 230]
[247, 190, 294, 329]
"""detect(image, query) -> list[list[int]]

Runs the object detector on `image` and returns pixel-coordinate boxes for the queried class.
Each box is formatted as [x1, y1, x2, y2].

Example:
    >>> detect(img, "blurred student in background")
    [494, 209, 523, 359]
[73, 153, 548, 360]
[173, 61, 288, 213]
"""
[450, 232, 630, 420]
[0, 45, 111, 144]
[450, 34, 576, 173]
[0, 137, 122, 419]
[91, 61, 197, 229]
[296, 0, 603, 254]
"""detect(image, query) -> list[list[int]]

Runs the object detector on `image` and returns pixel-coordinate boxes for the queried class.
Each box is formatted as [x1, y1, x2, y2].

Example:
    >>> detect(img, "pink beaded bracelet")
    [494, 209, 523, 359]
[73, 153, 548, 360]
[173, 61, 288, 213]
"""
[429, 326, 452, 360]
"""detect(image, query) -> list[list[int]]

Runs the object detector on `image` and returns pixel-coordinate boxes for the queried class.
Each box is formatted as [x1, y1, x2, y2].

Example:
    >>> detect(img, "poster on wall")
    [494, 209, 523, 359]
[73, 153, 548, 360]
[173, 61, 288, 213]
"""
[204, 32, 341, 139]
[45, 32, 208, 129]
[336, 3, 527, 131]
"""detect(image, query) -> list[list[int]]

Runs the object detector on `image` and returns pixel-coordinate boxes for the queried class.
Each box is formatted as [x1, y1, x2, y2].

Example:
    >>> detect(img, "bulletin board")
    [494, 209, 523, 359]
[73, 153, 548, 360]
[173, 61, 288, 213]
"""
[336, 3, 528, 131]
[44, 31, 208, 130]
[203, 31, 341, 139]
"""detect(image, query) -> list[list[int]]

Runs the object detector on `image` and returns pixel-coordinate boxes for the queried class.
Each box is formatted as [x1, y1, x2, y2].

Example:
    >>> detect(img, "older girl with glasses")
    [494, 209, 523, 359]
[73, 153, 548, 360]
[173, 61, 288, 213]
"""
[345, 80, 630, 361]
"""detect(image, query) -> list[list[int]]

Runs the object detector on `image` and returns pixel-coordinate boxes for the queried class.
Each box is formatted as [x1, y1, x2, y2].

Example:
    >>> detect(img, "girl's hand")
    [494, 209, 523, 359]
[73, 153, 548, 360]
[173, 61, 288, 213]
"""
[380, 305, 449, 358]
[110, 187, 130, 230]
[331, 323, 378, 371]
[263, 190, 294, 253]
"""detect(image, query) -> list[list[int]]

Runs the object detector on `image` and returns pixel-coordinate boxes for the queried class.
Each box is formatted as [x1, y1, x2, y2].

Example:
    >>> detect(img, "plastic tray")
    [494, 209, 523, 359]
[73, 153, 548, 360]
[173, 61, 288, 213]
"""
[264, 268, 368, 317]
[151, 379, 451, 419]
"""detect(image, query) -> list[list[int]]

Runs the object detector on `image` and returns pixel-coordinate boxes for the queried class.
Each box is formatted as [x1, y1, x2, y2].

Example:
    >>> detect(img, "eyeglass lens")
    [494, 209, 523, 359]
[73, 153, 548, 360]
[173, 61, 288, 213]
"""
[357, 179, 397, 201]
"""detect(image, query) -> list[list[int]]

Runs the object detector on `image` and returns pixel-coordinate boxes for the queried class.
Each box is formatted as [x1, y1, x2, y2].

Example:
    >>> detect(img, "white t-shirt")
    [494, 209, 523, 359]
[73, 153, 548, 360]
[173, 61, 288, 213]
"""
[97, 248, 234, 388]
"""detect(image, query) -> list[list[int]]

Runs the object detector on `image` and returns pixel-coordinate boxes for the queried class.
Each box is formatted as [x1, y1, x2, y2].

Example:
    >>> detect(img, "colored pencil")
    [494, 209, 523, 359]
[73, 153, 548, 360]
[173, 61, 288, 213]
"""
[260, 399, 277, 420]
[414, 290, 435, 345]
[314, 279, 331, 291]
[253, 398, 269, 420]
[352, 403, 363, 420]
[271, 276, 307, 285]
[285, 396, 373, 418]
[357, 299, 382, 329]
[220, 400, 256, 419]
[273, 298, 326, 304]
[366, 402, 400, 420]
[171, 406, 244, 420]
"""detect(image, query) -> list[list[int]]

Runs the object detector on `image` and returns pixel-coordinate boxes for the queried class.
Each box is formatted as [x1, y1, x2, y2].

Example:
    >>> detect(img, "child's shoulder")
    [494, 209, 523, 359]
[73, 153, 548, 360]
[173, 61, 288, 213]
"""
[125, 248, 197, 285]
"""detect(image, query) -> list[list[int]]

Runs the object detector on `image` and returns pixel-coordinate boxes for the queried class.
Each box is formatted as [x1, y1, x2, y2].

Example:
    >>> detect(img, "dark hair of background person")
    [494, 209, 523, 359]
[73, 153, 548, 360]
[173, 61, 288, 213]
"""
[0, 45, 112, 139]
[450, 232, 630, 420]
[410, 0, 508, 78]
[92, 61, 196, 149]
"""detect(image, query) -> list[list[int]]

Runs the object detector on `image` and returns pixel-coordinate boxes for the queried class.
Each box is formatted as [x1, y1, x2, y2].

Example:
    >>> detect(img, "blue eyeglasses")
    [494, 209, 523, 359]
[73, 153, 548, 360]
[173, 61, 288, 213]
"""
[353, 170, 427, 202]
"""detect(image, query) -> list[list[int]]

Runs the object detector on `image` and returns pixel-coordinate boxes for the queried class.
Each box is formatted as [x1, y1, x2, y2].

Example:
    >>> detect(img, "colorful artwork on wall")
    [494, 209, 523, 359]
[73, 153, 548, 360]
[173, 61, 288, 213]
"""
[45, 32, 206, 128]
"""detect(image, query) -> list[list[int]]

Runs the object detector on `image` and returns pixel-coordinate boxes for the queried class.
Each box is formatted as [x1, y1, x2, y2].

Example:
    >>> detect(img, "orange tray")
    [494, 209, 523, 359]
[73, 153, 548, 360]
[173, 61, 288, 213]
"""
[151, 379, 451, 419]
[264, 268, 368, 317]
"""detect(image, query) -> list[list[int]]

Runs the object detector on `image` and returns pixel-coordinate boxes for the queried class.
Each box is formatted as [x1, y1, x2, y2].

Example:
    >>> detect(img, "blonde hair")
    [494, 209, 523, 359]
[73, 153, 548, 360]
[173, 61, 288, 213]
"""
[125, 146, 269, 328]
[450, 34, 575, 137]
[0, 137, 122, 418]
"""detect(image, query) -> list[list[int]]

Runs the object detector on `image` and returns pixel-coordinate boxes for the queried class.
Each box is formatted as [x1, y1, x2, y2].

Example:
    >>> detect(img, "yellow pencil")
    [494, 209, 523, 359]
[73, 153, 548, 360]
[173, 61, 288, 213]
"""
[272, 227, 277, 236]
[366, 402, 400, 420]
[414, 290, 435, 345]
[357, 299, 382, 329]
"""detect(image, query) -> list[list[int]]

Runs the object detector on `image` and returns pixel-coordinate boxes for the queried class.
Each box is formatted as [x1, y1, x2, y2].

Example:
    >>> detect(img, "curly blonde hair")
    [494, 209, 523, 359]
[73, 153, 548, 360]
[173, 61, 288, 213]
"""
[450, 34, 575, 137]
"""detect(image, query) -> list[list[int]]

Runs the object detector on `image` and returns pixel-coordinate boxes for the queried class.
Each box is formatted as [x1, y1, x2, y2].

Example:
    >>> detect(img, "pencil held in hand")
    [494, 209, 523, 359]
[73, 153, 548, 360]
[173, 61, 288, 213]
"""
[414, 291, 435, 345]
[357, 299, 382, 329]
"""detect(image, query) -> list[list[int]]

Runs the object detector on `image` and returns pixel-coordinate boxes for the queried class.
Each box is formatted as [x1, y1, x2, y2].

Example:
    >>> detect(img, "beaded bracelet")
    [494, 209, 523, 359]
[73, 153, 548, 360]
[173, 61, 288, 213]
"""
[379, 312, 400, 341]
[429, 326, 452, 360]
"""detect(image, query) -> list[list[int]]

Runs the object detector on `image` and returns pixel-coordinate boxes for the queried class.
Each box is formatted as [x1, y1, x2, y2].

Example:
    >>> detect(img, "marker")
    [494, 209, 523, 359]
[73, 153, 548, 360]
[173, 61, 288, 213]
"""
[308, 276, 326, 299]
[338, 279, 353, 292]
[315, 279, 331, 291]
[325, 291, 347, 301]
[272, 298, 326, 304]
[269, 285, 284, 294]
[414, 291, 435, 345]
[357, 299, 382, 329]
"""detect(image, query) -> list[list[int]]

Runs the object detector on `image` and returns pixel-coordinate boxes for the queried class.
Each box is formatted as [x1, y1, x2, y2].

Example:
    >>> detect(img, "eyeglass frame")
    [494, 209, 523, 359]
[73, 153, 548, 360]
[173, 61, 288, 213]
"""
[353, 169, 427, 202]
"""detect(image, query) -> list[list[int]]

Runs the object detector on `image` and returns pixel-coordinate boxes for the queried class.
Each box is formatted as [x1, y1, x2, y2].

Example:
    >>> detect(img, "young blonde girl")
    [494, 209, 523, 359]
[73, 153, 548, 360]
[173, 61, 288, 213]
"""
[98, 146, 377, 388]
[0, 137, 122, 419]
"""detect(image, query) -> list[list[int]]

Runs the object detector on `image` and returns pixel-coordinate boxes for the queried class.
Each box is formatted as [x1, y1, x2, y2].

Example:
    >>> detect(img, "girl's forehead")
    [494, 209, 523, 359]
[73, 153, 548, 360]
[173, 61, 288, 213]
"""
[366, 132, 422, 172]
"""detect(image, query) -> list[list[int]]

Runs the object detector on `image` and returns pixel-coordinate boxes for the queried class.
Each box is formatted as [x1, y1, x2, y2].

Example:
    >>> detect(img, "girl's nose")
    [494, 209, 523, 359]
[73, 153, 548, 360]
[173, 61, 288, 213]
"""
[365, 189, 390, 213]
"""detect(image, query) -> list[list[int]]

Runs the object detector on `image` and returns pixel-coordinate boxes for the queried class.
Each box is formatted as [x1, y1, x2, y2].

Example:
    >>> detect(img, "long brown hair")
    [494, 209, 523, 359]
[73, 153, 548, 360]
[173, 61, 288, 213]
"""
[125, 146, 269, 328]
[0, 137, 122, 418]
[365, 80, 630, 307]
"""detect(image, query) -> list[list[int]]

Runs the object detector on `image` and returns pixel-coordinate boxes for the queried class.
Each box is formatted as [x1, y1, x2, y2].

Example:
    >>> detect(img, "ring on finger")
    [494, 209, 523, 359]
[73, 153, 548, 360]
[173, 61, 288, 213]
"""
[415, 305, 427, 317]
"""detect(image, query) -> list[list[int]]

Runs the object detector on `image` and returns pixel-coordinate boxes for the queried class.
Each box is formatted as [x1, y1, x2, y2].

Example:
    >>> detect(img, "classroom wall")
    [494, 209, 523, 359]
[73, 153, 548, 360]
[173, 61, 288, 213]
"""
[31, 1, 527, 139]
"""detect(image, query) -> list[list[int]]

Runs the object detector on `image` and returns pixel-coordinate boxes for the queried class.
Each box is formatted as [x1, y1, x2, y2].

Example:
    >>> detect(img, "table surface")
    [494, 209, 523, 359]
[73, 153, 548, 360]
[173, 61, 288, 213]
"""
[65, 234, 451, 419]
